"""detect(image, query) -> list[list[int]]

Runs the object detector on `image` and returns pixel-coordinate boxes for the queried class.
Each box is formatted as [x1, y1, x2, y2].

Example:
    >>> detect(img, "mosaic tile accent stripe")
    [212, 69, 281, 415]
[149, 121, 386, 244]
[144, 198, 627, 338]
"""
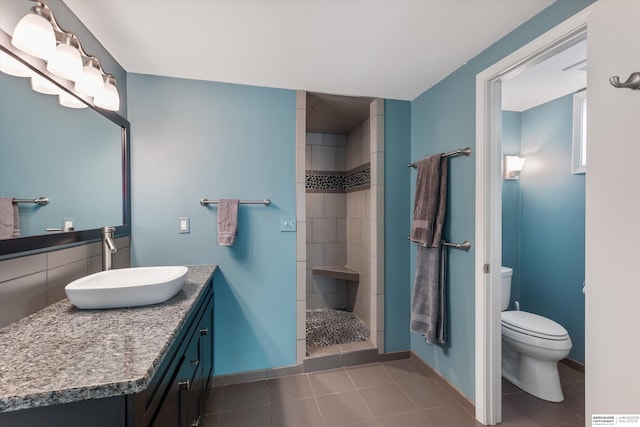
[306, 163, 370, 193]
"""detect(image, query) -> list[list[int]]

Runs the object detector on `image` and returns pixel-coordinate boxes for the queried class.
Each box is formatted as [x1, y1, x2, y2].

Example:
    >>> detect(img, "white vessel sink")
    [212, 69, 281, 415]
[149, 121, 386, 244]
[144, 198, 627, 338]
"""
[65, 266, 189, 309]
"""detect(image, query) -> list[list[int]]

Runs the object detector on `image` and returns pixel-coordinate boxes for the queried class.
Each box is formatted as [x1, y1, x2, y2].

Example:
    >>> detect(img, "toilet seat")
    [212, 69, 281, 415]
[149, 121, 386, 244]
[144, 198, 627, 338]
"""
[501, 310, 569, 341]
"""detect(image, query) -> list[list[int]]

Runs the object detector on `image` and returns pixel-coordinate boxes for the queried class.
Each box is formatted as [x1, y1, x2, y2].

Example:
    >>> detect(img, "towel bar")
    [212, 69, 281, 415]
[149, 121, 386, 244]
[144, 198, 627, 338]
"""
[408, 146, 471, 168]
[407, 237, 471, 251]
[200, 198, 271, 206]
[13, 197, 49, 206]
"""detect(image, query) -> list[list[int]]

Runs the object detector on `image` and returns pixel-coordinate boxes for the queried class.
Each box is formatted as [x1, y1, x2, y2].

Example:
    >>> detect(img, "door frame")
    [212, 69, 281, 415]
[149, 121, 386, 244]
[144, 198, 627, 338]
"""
[474, 6, 594, 425]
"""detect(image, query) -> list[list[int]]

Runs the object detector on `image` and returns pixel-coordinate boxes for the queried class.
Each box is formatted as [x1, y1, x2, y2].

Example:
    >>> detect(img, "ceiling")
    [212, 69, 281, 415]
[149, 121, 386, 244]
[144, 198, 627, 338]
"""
[502, 38, 587, 112]
[62, 0, 554, 101]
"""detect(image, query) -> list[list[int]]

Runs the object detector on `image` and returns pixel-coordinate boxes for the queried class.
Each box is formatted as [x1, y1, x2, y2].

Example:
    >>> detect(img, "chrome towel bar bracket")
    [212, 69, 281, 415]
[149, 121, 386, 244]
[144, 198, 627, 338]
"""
[200, 198, 271, 206]
[407, 237, 471, 251]
[408, 146, 471, 168]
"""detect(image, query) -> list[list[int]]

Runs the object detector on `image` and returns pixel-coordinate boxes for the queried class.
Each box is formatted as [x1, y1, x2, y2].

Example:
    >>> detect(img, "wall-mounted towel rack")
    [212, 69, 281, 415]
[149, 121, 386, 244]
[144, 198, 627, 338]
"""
[200, 198, 271, 206]
[14, 197, 49, 206]
[408, 146, 472, 168]
[407, 237, 471, 251]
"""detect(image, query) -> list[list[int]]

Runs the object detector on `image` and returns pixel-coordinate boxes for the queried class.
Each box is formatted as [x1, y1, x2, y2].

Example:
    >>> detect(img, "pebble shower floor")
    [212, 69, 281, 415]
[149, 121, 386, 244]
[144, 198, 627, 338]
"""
[305, 308, 370, 350]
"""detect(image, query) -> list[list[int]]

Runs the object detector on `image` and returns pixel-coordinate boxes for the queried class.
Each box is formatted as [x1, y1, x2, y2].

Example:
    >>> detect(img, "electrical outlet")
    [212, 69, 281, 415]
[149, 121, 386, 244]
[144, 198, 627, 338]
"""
[280, 216, 296, 232]
[179, 217, 190, 234]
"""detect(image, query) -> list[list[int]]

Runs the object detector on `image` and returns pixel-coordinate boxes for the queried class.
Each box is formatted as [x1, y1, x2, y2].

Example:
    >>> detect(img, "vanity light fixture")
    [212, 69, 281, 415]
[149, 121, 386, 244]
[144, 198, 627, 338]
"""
[4, 0, 120, 111]
[504, 155, 526, 180]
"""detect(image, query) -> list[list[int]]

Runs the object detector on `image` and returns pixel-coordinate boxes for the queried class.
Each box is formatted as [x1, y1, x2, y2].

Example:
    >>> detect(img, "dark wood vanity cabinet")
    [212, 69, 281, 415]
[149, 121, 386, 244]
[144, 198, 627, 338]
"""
[150, 290, 214, 427]
[142, 285, 214, 427]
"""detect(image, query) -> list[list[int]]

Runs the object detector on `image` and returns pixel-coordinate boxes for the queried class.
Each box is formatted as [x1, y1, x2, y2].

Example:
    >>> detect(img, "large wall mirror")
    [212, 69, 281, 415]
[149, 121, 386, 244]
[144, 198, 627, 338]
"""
[0, 29, 130, 258]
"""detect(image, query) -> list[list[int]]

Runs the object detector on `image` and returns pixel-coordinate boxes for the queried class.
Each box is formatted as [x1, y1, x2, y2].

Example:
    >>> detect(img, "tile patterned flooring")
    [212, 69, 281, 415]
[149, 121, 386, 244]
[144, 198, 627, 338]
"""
[202, 358, 585, 426]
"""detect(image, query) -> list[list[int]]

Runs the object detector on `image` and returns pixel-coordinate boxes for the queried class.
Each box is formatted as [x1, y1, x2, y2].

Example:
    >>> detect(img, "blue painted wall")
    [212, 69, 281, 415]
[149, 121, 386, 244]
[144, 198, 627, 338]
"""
[502, 111, 523, 306]
[409, 0, 594, 400]
[519, 94, 585, 363]
[127, 74, 297, 375]
[383, 100, 412, 352]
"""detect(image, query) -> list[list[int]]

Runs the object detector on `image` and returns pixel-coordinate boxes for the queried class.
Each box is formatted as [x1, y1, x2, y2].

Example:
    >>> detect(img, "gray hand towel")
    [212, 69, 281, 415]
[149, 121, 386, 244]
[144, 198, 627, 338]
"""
[410, 154, 447, 247]
[0, 197, 20, 239]
[217, 199, 239, 246]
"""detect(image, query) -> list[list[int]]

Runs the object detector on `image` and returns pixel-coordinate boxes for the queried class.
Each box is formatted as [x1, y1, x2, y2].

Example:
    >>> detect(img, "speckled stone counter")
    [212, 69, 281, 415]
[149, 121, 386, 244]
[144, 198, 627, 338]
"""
[0, 264, 216, 413]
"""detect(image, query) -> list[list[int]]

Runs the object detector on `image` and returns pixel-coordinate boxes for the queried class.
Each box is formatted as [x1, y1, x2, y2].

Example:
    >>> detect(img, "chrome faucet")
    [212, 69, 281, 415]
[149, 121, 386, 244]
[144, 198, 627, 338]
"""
[102, 226, 117, 271]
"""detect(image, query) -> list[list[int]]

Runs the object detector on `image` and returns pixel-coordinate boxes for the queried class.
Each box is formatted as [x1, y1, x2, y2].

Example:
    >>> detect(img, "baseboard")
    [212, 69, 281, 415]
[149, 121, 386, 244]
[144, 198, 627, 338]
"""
[409, 351, 476, 418]
[212, 349, 412, 387]
[560, 357, 585, 374]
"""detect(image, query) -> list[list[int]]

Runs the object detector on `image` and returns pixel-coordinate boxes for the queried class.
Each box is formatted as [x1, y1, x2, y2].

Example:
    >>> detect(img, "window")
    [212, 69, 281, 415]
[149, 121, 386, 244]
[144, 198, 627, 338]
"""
[572, 90, 587, 174]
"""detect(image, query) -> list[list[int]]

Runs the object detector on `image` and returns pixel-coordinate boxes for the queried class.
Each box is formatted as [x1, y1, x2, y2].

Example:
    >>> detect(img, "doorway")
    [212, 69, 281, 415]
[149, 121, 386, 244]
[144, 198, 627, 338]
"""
[474, 8, 592, 425]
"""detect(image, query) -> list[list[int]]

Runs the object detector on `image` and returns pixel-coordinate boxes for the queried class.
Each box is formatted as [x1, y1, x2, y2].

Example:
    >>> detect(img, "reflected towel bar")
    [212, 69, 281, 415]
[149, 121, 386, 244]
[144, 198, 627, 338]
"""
[200, 198, 271, 206]
[408, 146, 472, 168]
[407, 237, 471, 251]
[14, 197, 49, 206]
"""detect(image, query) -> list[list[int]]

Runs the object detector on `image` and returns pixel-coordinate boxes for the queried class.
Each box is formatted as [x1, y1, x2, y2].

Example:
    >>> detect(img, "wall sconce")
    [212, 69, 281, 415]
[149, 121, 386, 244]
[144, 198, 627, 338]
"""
[504, 155, 526, 180]
[3, 0, 120, 112]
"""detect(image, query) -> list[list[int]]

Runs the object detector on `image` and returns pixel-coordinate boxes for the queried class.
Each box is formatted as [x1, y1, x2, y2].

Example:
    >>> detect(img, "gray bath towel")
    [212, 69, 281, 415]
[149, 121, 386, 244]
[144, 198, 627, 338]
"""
[410, 155, 448, 247]
[217, 199, 239, 246]
[410, 245, 447, 344]
[409, 154, 448, 344]
[0, 198, 20, 239]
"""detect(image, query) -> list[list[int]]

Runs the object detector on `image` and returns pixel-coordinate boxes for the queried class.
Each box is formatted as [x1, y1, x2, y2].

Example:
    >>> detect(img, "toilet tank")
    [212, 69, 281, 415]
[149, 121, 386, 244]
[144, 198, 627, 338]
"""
[501, 267, 513, 311]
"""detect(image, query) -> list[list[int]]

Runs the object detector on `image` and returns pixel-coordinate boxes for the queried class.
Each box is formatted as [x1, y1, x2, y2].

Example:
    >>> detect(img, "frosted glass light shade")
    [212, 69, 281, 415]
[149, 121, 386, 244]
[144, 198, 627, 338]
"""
[0, 51, 32, 77]
[47, 42, 83, 81]
[75, 64, 104, 97]
[11, 12, 56, 60]
[31, 73, 61, 95]
[94, 79, 120, 111]
[59, 91, 87, 109]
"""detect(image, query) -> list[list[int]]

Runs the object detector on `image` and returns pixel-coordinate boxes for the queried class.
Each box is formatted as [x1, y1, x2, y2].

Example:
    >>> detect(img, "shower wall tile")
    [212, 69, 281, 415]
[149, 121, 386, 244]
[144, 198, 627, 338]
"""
[307, 243, 325, 267]
[306, 132, 323, 146]
[324, 243, 346, 266]
[323, 134, 347, 146]
[297, 300, 306, 340]
[297, 261, 306, 300]
[312, 218, 337, 243]
[336, 146, 347, 171]
[324, 193, 346, 218]
[296, 108, 306, 149]
[311, 145, 336, 171]
[297, 221, 307, 262]
[306, 193, 324, 218]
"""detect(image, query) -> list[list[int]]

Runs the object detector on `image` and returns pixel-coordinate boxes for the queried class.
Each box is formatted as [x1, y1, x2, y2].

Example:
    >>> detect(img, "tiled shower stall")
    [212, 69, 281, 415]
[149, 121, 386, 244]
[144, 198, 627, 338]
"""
[295, 92, 384, 362]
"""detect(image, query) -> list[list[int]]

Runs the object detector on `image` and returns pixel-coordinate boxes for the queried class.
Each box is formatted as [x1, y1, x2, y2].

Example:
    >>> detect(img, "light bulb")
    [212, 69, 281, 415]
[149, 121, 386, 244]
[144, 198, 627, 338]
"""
[75, 59, 104, 97]
[59, 91, 87, 109]
[0, 51, 32, 77]
[11, 8, 56, 60]
[31, 73, 61, 95]
[47, 35, 83, 81]
[94, 76, 120, 111]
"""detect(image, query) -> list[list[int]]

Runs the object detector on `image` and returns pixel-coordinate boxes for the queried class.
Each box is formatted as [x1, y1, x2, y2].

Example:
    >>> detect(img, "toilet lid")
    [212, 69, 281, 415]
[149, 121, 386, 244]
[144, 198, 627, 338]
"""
[501, 311, 569, 340]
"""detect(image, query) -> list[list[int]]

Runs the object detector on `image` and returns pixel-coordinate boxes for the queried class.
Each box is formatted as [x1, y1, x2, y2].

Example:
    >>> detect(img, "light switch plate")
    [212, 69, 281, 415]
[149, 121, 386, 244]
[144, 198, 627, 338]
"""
[179, 217, 190, 234]
[280, 216, 296, 232]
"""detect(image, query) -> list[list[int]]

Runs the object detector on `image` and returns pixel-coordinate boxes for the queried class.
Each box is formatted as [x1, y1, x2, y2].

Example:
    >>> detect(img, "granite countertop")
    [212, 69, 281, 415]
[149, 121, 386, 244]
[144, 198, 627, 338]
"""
[0, 264, 216, 413]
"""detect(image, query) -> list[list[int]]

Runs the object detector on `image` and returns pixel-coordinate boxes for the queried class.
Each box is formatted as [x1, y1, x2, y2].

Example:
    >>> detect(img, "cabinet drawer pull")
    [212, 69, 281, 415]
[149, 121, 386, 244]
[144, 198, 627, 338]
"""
[190, 359, 200, 367]
[191, 417, 201, 427]
[178, 379, 190, 391]
[199, 328, 208, 336]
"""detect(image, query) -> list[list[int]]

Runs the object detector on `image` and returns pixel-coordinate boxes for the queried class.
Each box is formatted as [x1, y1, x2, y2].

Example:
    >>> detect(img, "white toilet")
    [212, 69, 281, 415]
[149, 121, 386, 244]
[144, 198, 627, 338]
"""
[500, 266, 572, 402]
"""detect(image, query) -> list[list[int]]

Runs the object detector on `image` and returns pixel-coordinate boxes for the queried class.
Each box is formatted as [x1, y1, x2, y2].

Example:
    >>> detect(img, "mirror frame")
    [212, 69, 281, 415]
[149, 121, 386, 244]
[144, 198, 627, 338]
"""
[0, 29, 130, 258]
